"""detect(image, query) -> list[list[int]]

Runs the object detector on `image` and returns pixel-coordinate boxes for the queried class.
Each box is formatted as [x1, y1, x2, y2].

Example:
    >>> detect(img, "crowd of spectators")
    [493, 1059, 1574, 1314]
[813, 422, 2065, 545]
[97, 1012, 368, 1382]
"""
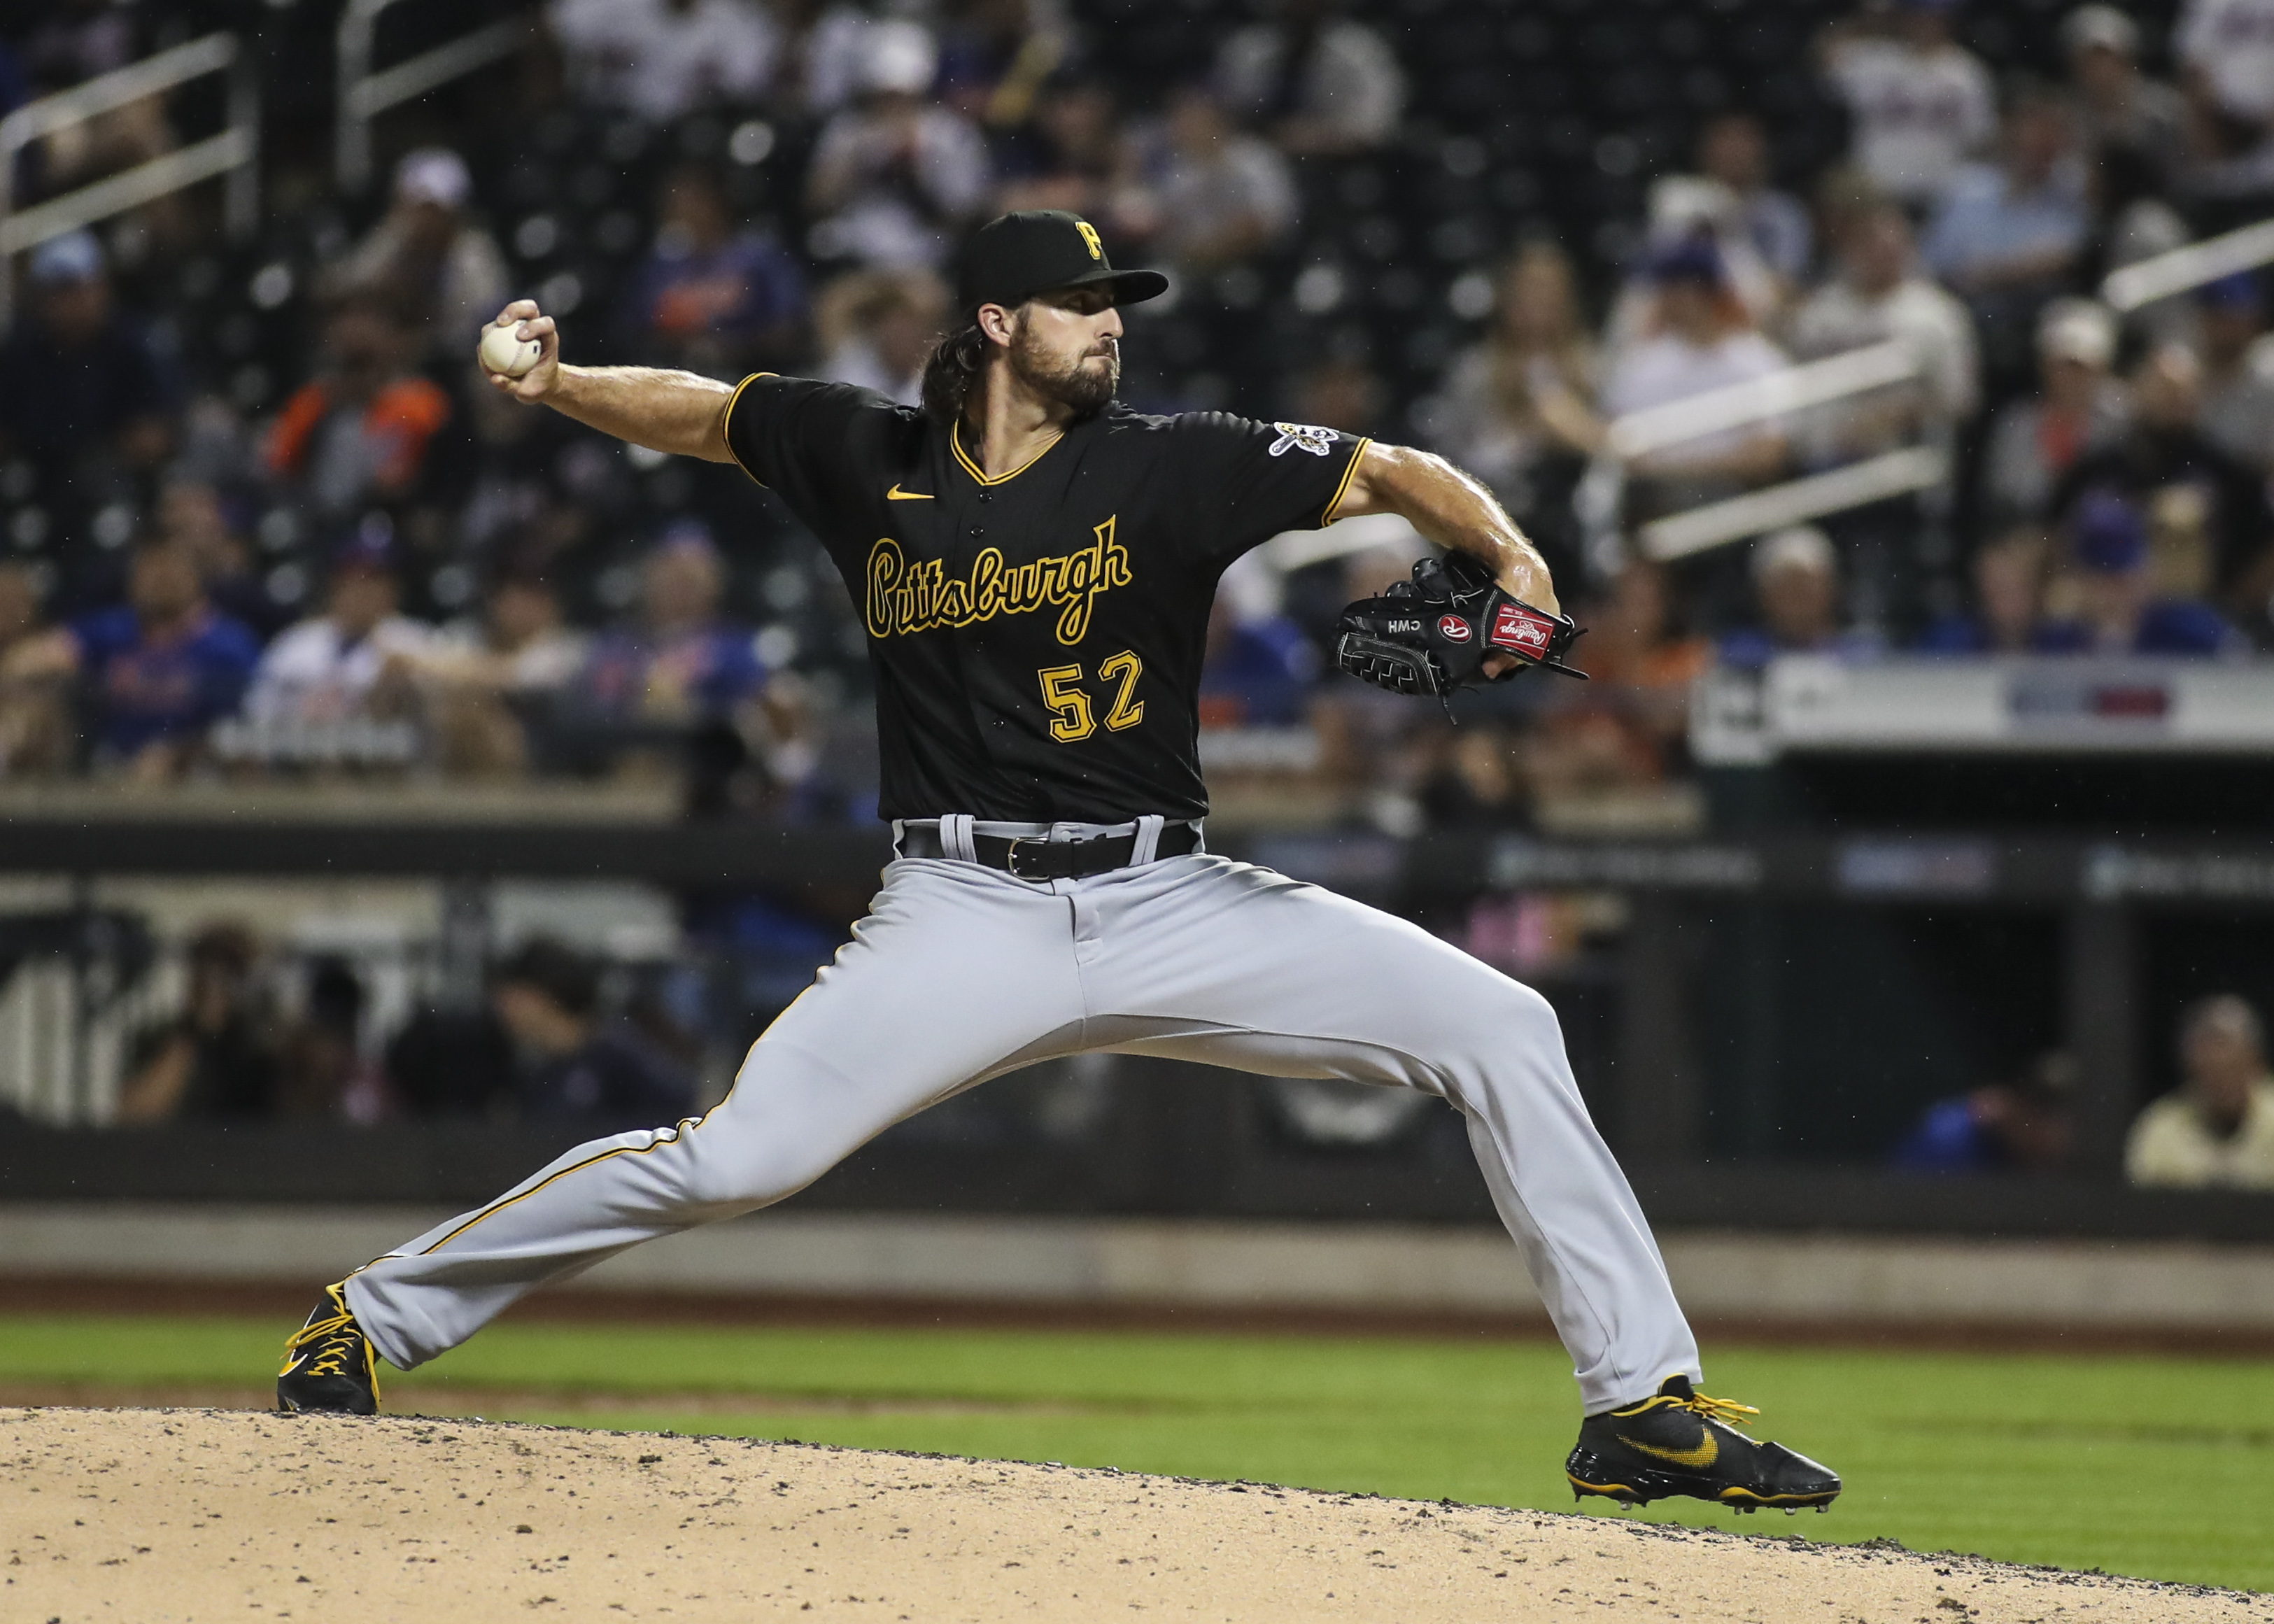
[108, 921, 699, 1129]
[6, 0, 2274, 836]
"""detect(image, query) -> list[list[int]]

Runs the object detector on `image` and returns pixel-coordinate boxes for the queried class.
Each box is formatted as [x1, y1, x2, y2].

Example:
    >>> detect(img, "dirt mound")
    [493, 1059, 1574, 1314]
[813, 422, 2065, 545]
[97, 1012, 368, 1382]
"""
[2, 1408, 2262, 1623]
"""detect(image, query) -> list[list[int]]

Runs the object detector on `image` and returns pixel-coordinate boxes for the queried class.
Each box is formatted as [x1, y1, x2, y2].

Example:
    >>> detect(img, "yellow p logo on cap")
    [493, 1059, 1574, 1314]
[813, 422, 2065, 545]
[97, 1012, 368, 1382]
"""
[1075, 220, 1103, 260]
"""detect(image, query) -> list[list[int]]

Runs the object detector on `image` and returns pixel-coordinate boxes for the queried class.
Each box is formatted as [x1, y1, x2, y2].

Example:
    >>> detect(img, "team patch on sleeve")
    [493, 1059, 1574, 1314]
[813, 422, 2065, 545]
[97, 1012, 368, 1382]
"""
[1268, 422, 1338, 458]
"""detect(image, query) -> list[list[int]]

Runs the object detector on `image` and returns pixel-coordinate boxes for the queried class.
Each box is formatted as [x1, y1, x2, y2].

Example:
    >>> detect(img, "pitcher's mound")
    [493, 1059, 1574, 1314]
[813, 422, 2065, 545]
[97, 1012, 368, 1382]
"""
[2, 1407, 2261, 1623]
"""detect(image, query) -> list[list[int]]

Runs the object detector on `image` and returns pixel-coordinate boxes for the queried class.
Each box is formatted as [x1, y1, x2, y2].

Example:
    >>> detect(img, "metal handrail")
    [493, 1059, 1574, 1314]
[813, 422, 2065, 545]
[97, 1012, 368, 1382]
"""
[0, 32, 258, 330]
[337, 0, 536, 192]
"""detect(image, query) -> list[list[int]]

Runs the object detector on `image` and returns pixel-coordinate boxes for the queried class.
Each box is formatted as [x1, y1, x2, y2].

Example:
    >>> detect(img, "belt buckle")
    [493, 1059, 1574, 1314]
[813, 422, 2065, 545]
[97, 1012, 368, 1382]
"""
[1005, 837, 1050, 880]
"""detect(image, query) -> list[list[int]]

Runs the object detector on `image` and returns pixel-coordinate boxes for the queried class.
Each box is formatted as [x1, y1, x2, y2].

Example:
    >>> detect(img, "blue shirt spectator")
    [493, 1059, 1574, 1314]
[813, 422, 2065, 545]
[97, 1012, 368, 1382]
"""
[574, 526, 764, 727]
[1716, 525, 1886, 670]
[1889, 1094, 2007, 1172]
[2033, 490, 2249, 656]
[69, 542, 260, 761]
[0, 231, 173, 490]
[1891, 1057, 2075, 1173]
[623, 167, 807, 375]
[1199, 598, 1318, 728]
[1920, 91, 2089, 298]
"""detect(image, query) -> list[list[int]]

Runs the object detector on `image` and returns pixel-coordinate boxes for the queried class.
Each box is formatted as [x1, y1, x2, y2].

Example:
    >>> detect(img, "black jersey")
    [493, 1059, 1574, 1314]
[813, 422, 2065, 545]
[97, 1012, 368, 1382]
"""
[724, 374, 1369, 824]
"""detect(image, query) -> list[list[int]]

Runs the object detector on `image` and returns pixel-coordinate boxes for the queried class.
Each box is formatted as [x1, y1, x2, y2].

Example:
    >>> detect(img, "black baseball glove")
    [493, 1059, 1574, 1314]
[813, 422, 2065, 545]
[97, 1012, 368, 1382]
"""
[1334, 551, 1585, 712]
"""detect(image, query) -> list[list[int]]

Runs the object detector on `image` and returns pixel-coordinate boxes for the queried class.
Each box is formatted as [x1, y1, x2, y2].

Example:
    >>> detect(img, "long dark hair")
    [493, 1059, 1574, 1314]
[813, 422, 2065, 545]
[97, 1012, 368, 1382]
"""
[920, 318, 989, 425]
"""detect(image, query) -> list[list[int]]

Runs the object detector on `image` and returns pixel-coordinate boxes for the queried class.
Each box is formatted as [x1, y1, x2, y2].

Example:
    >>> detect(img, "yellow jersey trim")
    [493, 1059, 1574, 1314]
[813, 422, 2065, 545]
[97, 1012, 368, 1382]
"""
[1320, 435, 1372, 527]
[952, 419, 1064, 486]
[720, 372, 775, 486]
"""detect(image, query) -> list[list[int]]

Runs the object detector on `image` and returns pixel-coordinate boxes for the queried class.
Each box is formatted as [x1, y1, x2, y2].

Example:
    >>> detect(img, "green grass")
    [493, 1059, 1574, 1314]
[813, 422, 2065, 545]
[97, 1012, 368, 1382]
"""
[3, 1313, 2271, 1590]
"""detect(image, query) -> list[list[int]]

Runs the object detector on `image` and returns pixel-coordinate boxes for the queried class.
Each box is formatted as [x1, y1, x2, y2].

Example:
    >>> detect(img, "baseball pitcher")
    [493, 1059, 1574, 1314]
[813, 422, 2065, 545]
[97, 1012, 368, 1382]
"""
[278, 211, 1839, 1513]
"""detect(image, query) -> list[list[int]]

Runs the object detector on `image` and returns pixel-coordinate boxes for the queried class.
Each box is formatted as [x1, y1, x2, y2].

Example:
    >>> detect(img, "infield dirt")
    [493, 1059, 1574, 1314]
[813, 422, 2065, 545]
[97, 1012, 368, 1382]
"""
[3, 1407, 2265, 1623]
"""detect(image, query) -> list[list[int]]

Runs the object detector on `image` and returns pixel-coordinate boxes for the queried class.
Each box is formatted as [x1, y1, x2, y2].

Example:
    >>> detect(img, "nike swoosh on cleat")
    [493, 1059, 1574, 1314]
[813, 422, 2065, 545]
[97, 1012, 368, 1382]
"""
[887, 485, 933, 500]
[1618, 1432, 1718, 1469]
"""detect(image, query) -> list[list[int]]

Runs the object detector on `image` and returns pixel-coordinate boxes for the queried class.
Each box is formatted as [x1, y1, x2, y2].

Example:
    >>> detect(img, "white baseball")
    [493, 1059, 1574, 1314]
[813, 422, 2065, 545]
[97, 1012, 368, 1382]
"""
[479, 321, 542, 379]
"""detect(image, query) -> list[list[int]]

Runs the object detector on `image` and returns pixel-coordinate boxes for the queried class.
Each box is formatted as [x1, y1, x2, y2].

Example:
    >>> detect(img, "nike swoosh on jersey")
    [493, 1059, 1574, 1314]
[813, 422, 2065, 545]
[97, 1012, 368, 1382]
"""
[886, 485, 933, 500]
[1618, 1432, 1718, 1469]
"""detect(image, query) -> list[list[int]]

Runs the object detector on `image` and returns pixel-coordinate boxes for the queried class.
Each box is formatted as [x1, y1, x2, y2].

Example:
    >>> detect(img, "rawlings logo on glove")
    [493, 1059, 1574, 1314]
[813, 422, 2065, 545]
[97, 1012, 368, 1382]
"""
[1333, 551, 1584, 714]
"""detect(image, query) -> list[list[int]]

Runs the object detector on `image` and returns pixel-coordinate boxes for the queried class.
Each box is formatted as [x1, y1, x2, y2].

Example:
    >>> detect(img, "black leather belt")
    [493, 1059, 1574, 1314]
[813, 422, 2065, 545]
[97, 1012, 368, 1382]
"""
[896, 822, 1200, 880]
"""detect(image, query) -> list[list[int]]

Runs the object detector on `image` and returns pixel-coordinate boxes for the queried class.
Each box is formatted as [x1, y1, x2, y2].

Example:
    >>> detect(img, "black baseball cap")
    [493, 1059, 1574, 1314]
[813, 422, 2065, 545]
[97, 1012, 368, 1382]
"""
[954, 211, 1168, 316]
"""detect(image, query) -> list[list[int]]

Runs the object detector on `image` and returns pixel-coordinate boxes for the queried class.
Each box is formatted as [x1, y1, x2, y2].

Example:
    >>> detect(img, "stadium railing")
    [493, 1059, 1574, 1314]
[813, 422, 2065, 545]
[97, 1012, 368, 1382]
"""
[335, 0, 538, 192]
[0, 32, 260, 331]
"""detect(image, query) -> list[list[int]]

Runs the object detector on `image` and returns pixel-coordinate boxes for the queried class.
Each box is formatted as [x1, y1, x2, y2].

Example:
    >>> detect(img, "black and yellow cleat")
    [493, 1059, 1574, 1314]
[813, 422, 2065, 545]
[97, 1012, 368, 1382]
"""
[276, 1281, 382, 1415]
[1565, 1374, 1839, 1514]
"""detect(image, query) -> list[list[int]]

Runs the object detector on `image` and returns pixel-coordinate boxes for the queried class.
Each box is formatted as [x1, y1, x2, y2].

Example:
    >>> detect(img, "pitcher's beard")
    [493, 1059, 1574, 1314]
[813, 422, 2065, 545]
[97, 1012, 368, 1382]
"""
[1009, 324, 1119, 414]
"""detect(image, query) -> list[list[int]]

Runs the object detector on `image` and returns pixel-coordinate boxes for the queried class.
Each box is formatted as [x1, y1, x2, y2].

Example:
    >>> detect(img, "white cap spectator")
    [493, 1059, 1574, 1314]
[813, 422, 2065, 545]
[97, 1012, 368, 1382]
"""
[1753, 525, 1837, 583]
[2062, 3, 2140, 55]
[29, 229, 105, 286]
[393, 148, 472, 211]
[2039, 297, 2117, 369]
[2177, 0, 2274, 121]
[863, 20, 939, 97]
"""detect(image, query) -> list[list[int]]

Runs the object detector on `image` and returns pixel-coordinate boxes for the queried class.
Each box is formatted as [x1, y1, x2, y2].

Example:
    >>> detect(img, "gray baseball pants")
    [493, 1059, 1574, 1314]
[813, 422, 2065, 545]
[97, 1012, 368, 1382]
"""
[347, 835, 1701, 1412]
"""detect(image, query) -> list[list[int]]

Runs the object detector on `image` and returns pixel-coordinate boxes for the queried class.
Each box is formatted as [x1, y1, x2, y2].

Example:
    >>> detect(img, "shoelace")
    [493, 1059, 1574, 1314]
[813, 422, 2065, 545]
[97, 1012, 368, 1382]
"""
[1680, 1389, 1761, 1429]
[282, 1307, 368, 1383]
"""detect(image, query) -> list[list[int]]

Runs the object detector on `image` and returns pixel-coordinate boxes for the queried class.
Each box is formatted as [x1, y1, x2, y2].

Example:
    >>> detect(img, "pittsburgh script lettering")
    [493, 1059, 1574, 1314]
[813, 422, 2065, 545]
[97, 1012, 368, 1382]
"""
[865, 516, 1132, 647]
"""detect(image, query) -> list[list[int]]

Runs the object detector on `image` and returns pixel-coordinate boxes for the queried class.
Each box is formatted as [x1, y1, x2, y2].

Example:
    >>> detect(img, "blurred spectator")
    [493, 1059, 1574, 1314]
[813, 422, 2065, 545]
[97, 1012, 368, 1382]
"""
[1918, 530, 2057, 651]
[1288, 355, 1386, 437]
[1921, 82, 2091, 379]
[409, 570, 591, 777]
[1198, 586, 1318, 728]
[936, 0, 1072, 129]
[0, 535, 259, 778]
[275, 957, 367, 1120]
[1602, 237, 1789, 520]
[322, 150, 509, 365]
[995, 75, 1148, 238]
[1788, 201, 1980, 463]
[2195, 274, 2274, 474]
[155, 478, 288, 639]
[1428, 243, 1602, 575]
[547, 0, 778, 125]
[814, 267, 950, 407]
[2063, 5, 2186, 188]
[2035, 490, 2245, 654]
[490, 937, 697, 1123]
[2052, 344, 2274, 622]
[386, 1005, 518, 1119]
[1140, 84, 1299, 273]
[2177, 80, 2274, 234]
[1820, 0, 1996, 206]
[116, 922, 277, 1124]
[0, 230, 174, 532]
[1890, 1051, 2075, 1172]
[1525, 560, 1713, 803]
[572, 526, 765, 732]
[806, 21, 992, 270]
[1980, 299, 2126, 532]
[1717, 525, 1884, 668]
[264, 294, 467, 533]
[1646, 115, 1813, 304]
[243, 539, 434, 726]
[2126, 994, 2274, 1189]
[1788, 199, 1978, 630]
[1212, 0, 1406, 157]
[622, 166, 808, 374]
[0, 562, 68, 774]
[1415, 723, 1529, 829]
[770, 0, 884, 120]
[1563, 559, 1713, 763]
[2176, 0, 2274, 124]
